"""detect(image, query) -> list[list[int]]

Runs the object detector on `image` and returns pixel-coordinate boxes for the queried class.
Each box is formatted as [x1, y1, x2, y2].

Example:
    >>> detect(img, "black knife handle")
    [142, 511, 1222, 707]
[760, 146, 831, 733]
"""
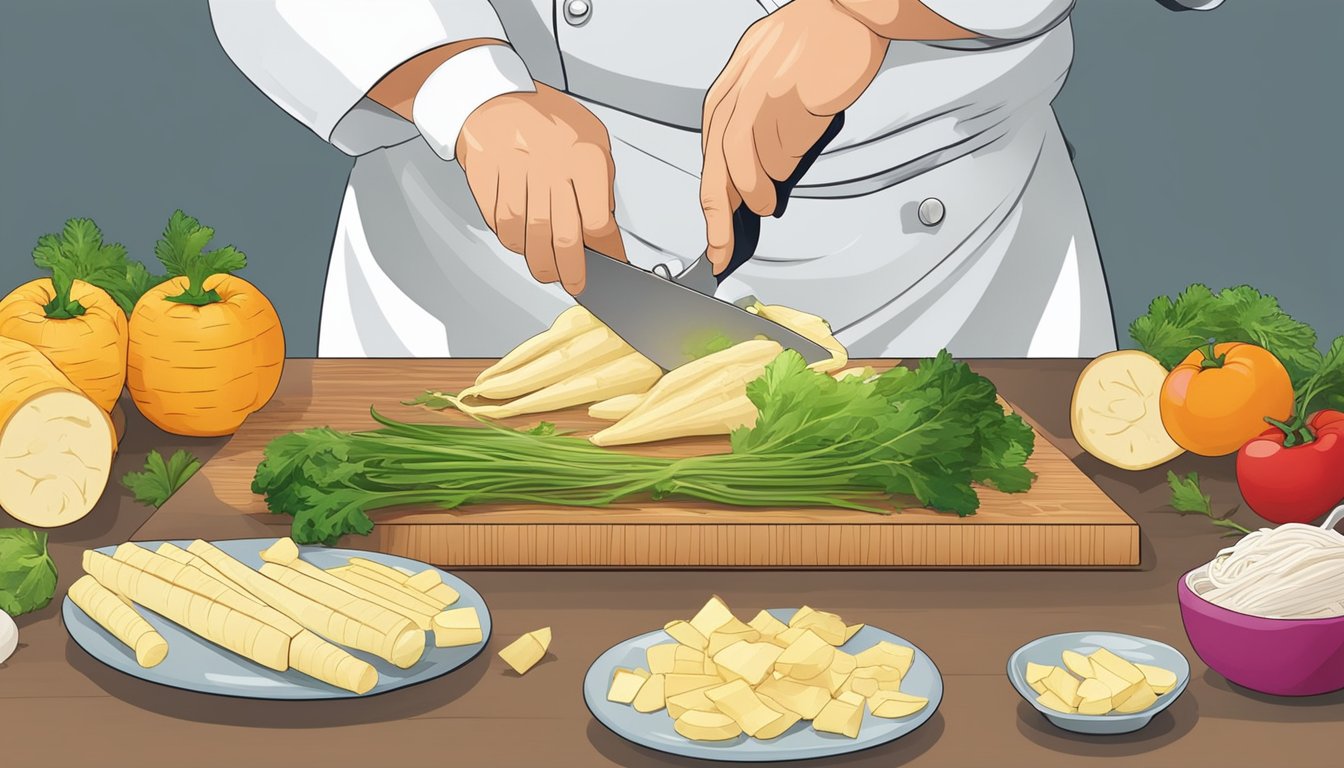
[717, 111, 845, 283]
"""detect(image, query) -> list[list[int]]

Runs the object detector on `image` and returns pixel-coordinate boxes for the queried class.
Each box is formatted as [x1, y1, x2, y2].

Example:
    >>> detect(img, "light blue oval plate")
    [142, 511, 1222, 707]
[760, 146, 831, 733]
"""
[1007, 631, 1190, 735]
[584, 609, 942, 762]
[62, 538, 491, 700]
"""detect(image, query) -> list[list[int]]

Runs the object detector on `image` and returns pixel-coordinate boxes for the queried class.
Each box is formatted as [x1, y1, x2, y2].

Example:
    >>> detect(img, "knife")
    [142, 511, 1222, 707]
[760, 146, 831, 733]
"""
[574, 112, 845, 372]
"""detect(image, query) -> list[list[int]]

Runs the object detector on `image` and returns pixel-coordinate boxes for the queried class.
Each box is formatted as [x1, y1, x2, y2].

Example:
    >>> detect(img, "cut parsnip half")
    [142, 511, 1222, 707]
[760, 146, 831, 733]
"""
[588, 392, 646, 421]
[460, 325, 632, 400]
[753, 304, 848, 374]
[67, 574, 168, 668]
[0, 336, 114, 528]
[472, 306, 600, 385]
[590, 339, 782, 446]
[450, 353, 660, 419]
[1071, 350, 1183, 470]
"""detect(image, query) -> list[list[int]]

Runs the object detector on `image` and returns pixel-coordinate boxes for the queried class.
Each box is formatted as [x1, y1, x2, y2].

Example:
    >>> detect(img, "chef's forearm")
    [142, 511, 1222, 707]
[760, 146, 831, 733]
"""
[830, 0, 977, 41]
[369, 39, 512, 121]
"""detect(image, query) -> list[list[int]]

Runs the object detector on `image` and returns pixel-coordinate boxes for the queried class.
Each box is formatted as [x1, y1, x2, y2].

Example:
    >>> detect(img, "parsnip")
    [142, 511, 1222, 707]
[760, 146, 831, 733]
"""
[451, 353, 660, 419]
[154, 542, 259, 604]
[259, 562, 427, 667]
[590, 340, 782, 447]
[588, 392, 645, 421]
[0, 335, 115, 528]
[67, 574, 168, 668]
[499, 627, 551, 675]
[472, 306, 599, 385]
[187, 540, 423, 669]
[753, 304, 848, 374]
[112, 543, 377, 693]
[459, 324, 633, 400]
[328, 567, 443, 615]
[341, 557, 459, 607]
[270, 557, 436, 630]
[83, 551, 291, 672]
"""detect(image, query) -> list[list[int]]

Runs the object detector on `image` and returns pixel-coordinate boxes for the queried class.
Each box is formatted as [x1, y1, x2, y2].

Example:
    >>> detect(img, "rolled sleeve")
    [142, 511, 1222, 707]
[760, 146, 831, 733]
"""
[918, 0, 1075, 41]
[208, 0, 514, 155]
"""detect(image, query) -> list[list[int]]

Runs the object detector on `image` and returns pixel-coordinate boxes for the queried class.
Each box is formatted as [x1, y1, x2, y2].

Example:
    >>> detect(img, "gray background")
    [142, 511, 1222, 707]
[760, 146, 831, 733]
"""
[1, 0, 1340, 357]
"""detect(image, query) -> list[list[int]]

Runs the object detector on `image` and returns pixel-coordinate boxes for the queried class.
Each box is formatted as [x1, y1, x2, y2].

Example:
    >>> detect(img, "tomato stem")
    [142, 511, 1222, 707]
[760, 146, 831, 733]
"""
[1198, 337, 1225, 369]
[1264, 415, 1315, 447]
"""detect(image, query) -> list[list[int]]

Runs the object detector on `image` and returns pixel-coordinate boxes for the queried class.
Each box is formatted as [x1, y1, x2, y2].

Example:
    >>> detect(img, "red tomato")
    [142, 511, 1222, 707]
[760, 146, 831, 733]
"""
[1236, 410, 1344, 524]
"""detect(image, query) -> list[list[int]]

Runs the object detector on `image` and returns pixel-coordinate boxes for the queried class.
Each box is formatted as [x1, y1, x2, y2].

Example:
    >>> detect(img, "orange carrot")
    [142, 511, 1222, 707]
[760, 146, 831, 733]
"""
[126, 211, 284, 436]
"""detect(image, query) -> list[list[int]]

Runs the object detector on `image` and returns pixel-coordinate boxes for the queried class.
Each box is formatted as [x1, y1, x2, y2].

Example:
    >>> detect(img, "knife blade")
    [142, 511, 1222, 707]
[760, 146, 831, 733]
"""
[574, 112, 846, 371]
[574, 248, 831, 371]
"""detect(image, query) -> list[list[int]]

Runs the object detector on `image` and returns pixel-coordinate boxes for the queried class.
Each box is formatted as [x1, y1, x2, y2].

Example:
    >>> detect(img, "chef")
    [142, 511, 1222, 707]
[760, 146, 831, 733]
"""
[208, 0, 1220, 359]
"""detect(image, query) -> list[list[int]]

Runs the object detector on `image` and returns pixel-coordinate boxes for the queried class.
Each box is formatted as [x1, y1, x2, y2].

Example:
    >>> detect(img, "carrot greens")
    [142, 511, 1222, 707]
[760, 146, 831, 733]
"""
[31, 218, 130, 319]
[254, 351, 1036, 546]
[154, 210, 247, 306]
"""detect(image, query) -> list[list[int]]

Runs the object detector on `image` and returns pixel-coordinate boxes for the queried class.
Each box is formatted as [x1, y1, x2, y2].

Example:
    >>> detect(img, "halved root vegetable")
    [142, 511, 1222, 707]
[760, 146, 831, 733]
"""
[752, 304, 847, 374]
[109, 543, 377, 693]
[471, 306, 600, 386]
[589, 392, 645, 421]
[83, 551, 291, 671]
[341, 557, 459, 607]
[590, 339, 782, 447]
[67, 574, 168, 668]
[187, 540, 422, 669]
[459, 324, 633, 401]
[0, 335, 115, 528]
[1071, 350, 1184, 470]
[451, 353, 661, 419]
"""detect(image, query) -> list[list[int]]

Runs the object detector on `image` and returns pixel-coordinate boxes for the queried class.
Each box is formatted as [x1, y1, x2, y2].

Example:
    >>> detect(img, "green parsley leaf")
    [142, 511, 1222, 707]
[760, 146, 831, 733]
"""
[122, 449, 202, 508]
[0, 528, 58, 617]
[29, 218, 133, 319]
[1165, 470, 1251, 536]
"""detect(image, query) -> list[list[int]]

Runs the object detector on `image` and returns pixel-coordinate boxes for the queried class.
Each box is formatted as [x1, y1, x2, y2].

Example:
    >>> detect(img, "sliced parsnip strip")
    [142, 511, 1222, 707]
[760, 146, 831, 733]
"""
[67, 574, 168, 668]
[83, 551, 290, 672]
[187, 540, 422, 669]
[115, 543, 377, 693]
[343, 557, 459, 607]
[271, 558, 435, 630]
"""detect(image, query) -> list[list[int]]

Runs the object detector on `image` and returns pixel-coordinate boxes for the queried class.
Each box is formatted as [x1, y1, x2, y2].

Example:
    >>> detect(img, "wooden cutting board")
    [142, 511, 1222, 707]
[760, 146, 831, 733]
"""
[176, 359, 1138, 568]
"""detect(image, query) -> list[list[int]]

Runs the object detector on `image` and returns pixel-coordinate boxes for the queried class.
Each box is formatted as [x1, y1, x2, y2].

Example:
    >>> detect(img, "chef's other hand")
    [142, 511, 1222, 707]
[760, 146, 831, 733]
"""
[456, 83, 626, 295]
[700, 0, 971, 273]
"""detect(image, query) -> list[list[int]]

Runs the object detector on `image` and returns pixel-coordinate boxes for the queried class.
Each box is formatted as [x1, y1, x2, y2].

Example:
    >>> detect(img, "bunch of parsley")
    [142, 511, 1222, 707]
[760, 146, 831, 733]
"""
[1130, 284, 1343, 410]
[253, 350, 1036, 545]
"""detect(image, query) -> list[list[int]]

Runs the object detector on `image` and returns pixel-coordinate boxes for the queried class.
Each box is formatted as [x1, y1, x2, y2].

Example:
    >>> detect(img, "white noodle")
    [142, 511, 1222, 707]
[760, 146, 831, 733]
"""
[1191, 523, 1344, 619]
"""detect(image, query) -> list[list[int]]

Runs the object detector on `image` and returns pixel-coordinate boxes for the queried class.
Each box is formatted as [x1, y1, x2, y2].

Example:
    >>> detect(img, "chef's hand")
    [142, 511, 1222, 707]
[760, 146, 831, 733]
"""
[700, 0, 972, 272]
[456, 83, 626, 295]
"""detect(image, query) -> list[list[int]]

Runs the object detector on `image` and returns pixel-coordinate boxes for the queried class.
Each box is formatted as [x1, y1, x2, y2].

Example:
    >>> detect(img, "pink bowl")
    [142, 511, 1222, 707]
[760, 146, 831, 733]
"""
[1178, 567, 1344, 696]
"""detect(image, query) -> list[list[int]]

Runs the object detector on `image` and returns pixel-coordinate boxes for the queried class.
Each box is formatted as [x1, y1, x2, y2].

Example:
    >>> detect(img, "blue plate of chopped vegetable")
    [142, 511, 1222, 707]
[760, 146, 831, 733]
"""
[63, 538, 490, 699]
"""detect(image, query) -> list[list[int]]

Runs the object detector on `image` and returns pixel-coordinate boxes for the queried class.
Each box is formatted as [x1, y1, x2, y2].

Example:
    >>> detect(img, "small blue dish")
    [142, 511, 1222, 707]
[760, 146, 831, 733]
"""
[1007, 631, 1190, 735]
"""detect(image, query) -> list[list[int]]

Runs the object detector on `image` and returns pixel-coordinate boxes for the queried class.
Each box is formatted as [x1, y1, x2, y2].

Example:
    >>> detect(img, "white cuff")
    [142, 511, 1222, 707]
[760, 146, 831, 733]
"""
[413, 45, 536, 162]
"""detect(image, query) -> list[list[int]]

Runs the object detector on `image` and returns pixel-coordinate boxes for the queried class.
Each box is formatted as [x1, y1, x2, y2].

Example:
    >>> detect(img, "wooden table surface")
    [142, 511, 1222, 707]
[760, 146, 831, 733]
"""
[5, 359, 1341, 768]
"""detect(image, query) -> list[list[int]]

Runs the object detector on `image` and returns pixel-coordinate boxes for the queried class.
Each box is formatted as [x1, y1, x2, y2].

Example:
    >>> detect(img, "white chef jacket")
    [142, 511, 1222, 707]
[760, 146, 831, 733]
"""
[208, 0, 1220, 359]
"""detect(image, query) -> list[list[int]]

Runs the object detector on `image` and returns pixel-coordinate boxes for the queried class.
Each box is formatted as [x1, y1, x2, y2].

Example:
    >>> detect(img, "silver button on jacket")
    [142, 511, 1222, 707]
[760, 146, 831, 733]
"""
[918, 197, 945, 227]
[564, 0, 591, 26]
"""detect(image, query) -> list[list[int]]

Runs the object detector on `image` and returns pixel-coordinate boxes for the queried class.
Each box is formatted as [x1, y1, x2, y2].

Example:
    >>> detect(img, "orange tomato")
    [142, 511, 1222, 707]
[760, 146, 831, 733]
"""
[127, 274, 284, 437]
[0, 278, 128, 411]
[1159, 342, 1294, 456]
